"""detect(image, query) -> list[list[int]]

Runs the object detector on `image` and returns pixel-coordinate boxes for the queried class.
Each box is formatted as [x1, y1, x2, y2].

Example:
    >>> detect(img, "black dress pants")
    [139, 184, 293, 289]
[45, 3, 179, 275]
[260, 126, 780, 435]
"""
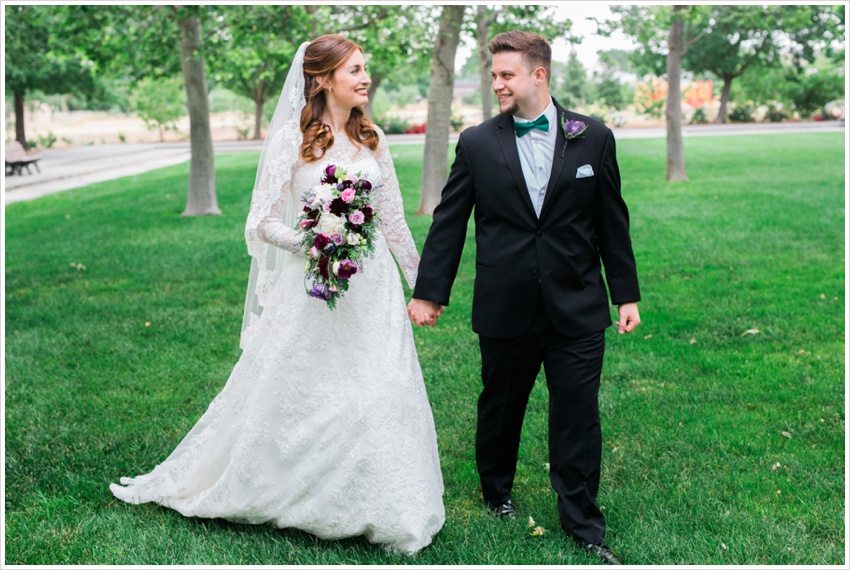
[476, 302, 607, 545]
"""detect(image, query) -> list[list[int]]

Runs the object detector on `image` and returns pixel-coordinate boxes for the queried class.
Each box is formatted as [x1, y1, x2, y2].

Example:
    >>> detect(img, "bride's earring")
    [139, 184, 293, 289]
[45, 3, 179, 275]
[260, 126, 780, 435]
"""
[327, 87, 333, 93]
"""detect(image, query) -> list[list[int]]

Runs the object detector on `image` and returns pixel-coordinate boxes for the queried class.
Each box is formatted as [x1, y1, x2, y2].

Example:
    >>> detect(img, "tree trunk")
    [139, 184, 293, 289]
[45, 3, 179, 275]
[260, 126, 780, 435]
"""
[177, 14, 220, 216]
[365, 73, 382, 121]
[418, 5, 465, 215]
[714, 76, 733, 123]
[14, 91, 27, 149]
[254, 84, 264, 140]
[476, 6, 493, 122]
[665, 5, 688, 182]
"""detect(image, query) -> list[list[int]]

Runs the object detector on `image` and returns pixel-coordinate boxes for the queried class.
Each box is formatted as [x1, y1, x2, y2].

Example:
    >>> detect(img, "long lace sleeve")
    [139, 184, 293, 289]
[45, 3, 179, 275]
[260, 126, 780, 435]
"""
[375, 129, 420, 289]
[257, 197, 303, 253]
[245, 120, 305, 256]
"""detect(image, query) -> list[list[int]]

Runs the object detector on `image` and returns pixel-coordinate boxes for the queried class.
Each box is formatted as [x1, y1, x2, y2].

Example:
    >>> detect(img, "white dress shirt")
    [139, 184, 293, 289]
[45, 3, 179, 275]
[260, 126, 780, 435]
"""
[513, 99, 557, 217]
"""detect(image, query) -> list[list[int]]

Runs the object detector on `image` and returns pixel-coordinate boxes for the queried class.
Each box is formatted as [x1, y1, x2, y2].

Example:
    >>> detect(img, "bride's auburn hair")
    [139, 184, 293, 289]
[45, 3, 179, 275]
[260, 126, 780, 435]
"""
[300, 35, 379, 163]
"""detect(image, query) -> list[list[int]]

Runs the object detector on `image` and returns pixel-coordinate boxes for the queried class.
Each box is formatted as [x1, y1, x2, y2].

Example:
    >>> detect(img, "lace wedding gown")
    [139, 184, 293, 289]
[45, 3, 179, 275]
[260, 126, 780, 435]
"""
[110, 129, 445, 554]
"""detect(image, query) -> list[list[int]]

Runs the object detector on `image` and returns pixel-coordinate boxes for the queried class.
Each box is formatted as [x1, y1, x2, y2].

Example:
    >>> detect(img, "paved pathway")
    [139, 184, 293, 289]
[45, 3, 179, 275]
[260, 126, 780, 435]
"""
[3, 120, 843, 205]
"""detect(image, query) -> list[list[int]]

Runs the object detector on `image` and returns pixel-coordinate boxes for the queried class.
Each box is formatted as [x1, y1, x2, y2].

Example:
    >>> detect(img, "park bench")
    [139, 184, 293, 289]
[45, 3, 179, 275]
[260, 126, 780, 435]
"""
[5, 141, 42, 175]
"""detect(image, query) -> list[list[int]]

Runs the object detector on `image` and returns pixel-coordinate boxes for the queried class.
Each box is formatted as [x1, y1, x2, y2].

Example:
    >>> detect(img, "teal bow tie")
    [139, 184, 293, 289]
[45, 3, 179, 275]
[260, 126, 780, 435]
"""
[513, 114, 549, 137]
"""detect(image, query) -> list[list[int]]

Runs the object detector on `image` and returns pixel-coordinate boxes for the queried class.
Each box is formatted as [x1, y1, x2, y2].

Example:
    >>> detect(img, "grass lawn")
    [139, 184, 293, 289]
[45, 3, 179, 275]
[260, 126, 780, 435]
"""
[4, 132, 845, 565]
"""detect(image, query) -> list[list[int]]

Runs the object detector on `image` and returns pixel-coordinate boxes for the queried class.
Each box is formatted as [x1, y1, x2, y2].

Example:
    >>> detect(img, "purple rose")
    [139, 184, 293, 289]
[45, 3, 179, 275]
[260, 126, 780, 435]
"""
[330, 232, 345, 246]
[356, 179, 372, 192]
[348, 210, 365, 225]
[337, 259, 359, 280]
[322, 164, 337, 184]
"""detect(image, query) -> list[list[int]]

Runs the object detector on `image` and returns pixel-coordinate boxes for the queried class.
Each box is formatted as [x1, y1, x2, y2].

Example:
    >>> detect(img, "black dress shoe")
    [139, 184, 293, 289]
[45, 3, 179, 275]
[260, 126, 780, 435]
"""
[582, 543, 622, 565]
[486, 499, 517, 518]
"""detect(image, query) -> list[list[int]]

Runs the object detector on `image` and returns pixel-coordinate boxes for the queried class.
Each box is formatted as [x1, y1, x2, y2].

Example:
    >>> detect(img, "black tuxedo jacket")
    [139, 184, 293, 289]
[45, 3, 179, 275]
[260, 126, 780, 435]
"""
[413, 100, 640, 339]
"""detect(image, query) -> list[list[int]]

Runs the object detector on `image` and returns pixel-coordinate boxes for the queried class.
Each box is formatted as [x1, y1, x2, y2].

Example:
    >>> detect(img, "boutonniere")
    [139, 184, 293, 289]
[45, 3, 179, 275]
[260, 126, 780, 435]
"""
[560, 113, 588, 158]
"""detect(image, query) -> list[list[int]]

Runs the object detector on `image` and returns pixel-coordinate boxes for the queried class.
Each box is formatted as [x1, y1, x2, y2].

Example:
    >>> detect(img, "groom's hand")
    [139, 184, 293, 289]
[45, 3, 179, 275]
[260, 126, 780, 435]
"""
[616, 302, 641, 334]
[407, 298, 444, 328]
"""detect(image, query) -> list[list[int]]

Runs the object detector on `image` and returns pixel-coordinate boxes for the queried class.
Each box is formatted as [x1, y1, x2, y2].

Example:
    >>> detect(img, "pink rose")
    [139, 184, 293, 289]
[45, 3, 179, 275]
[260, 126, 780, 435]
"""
[340, 188, 356, 203]
[348, 210, 365, 225]
[330, 232, 344, 246]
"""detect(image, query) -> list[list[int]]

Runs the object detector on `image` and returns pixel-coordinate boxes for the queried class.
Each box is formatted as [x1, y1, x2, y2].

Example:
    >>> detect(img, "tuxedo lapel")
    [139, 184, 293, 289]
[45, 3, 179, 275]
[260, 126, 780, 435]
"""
[538, 102, 570, 221]
[496, 114, 536, 218]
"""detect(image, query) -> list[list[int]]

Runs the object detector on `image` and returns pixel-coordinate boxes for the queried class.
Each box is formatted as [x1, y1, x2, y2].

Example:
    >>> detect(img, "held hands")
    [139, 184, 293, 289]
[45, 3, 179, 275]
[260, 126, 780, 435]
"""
[616, 302, 641, 334]
[407, 298, 445, 328]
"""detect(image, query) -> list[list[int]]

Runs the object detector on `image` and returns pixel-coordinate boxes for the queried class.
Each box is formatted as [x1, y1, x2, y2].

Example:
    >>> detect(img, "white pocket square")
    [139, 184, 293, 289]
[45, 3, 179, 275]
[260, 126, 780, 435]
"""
[576, 164, 594, 179]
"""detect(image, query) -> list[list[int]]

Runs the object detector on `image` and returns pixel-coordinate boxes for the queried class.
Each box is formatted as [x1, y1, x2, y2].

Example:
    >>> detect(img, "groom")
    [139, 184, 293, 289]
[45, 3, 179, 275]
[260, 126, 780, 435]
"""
[408, 31, 640, 564]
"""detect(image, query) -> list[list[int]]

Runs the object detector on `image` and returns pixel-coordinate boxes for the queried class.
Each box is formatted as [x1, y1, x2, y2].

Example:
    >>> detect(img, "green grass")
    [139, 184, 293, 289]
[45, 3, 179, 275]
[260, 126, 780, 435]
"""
[4, 133, 845, 565]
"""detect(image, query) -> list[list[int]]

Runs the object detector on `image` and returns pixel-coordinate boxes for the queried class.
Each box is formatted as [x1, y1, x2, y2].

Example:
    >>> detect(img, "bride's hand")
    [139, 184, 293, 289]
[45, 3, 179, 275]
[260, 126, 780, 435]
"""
[407, 299, 444, 328]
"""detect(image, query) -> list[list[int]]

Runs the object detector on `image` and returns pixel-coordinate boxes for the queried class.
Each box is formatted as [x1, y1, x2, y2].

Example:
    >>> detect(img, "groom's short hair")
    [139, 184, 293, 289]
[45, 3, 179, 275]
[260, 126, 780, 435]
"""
[488, 31, 552, 85]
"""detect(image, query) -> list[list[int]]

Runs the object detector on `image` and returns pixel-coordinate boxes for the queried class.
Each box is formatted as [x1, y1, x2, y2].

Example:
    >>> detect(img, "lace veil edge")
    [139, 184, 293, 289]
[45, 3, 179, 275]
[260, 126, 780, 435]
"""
[241, 41, 310, 349]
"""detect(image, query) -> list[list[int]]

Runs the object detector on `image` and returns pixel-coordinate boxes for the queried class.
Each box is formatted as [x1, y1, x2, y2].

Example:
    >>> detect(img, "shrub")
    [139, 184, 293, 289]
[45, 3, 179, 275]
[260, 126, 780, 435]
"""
[450, 110, 465, 132]
[690, 107, 708, 124]
[404, 123, 426, 134]
[40, 134, 58, 148]
[765, 105, 788, 123]
[728, 103, 756, 123]
[379, 116, 410, 135]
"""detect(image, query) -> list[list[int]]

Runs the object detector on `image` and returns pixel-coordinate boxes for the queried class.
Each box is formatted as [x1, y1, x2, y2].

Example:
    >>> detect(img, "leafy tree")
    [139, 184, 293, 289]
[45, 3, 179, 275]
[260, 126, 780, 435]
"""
[608, 4, 845, 123]
[551, 50, 587, 109]
[733, 57, 844, 119]
[130, 76, 186, 142]
[65, 5, 220, 215]
[207, 5, 315, 140]
[472, 6, 577, 121]
[331, 5, 435, 121]
[4, 5, 100, 148]
[666, 5, 688, 181]
[592, 50, 634, 111]
[781, 62, 845, 118]
[419, 4, 466, 215]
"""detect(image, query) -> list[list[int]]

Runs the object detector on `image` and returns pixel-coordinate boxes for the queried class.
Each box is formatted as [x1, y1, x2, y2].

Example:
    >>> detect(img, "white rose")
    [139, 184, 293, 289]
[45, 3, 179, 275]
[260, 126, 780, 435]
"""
[346, 233, 360, 245]
[316, 213, 345, 236]
[313, 183, 336, 204]
[332, 261, 341, 275]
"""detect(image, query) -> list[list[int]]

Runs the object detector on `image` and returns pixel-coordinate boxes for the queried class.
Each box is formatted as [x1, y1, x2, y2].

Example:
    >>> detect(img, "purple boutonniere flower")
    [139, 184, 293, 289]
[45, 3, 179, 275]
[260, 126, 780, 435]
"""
[560, 113, 588, 158]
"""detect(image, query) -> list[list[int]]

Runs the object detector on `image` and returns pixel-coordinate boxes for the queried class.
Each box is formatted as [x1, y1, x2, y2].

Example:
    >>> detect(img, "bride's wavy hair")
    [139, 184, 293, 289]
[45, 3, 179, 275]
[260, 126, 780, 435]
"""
[300, 34, 379, 163]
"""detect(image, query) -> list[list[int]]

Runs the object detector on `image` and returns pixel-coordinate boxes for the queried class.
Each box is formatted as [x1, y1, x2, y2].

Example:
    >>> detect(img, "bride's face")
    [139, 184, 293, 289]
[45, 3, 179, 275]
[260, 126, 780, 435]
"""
[326, 50, 371, 110]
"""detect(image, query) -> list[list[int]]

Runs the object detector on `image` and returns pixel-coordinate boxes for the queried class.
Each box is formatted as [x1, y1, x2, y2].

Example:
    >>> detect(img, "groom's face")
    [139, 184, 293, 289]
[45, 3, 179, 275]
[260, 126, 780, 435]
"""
[491, 51, 540, 118]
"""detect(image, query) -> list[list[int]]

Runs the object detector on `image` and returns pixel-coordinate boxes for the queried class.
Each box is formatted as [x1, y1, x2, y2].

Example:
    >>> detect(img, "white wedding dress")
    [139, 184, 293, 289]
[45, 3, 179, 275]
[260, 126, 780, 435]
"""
[110, 128, 445, 554]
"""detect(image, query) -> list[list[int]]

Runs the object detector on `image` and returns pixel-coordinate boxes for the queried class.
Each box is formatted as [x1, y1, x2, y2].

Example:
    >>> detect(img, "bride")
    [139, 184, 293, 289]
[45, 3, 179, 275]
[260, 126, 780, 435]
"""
[110, 35, 445, 554]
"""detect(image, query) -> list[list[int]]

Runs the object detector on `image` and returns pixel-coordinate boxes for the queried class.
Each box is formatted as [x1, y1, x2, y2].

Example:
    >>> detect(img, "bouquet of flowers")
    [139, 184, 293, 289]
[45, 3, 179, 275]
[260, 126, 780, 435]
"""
[296, 164, 380, 309]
